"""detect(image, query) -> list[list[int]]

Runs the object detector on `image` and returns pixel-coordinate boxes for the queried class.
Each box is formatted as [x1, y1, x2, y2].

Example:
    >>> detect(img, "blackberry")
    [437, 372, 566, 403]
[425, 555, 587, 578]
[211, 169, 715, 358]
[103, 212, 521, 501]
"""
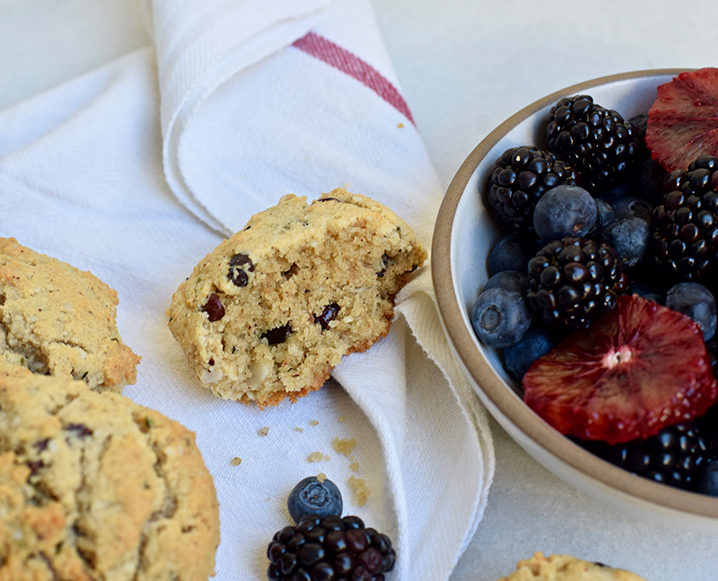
[580, 421, 713, 491]
[526, 237, 629, 330]
[545, 95, 639, 192]
[267, 514, 396, 581]
[484, 146, 576, 234]
[648, 154, 718, 288]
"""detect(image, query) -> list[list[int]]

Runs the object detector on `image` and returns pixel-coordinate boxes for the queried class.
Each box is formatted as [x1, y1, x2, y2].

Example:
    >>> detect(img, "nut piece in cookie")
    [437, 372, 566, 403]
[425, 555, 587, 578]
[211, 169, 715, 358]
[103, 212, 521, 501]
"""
[0, 362, 220, 580]
[0, 237, 140, 392]
[498, 552, 647, 581]
[167, 188, 427, 408]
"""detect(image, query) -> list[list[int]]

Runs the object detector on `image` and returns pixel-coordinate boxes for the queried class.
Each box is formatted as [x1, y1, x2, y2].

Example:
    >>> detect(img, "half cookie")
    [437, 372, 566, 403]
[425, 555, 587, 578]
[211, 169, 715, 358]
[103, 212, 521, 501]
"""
[168, 188, 426, 407]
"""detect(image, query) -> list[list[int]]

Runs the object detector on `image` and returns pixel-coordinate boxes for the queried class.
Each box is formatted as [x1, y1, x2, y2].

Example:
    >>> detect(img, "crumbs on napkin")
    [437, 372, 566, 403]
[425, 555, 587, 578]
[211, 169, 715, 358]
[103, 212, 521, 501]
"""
[332, 437, 356, 457]
[230, 457, 242, 466]
[258, 426, 270, 436]
[291, 416, 370, 506]
[349, 475, 369, 506]
[307, 452, 331, 463]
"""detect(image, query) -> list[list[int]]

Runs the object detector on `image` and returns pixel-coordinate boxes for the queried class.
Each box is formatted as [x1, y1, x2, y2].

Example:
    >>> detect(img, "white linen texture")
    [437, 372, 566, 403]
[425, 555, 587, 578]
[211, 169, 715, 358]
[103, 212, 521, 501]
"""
[0, 0, 494, 578]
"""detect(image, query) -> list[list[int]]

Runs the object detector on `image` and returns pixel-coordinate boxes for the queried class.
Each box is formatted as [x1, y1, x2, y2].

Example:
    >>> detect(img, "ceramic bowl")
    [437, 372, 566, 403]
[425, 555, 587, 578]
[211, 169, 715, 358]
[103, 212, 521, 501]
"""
[432, 69, 718, 531]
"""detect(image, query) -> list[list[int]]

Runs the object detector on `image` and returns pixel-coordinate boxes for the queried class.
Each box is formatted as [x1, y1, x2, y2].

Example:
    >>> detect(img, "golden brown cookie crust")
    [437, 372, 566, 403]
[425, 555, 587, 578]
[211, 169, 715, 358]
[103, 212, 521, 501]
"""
[0, 237, 140, 392]
[168, 188, 427, 408]
[0, 363, 219, 581]
[498, 552, 647, 581]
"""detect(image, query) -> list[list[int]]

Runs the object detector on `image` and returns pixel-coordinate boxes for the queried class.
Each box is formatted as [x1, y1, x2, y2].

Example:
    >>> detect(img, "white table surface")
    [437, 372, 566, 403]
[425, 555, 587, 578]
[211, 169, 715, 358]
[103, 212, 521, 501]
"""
[2, 1, 718, 579]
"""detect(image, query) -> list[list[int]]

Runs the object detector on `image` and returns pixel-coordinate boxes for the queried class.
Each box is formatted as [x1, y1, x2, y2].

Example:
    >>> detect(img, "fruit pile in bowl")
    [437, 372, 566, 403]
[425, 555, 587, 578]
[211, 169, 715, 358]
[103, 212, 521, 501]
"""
[432, 68, 718, 530]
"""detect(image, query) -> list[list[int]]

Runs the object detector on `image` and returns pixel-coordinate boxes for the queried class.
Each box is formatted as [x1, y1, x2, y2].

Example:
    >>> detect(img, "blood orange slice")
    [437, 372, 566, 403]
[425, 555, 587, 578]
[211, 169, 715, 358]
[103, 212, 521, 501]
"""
[522, 294, 718, 444]
[645, 68, 718, 172]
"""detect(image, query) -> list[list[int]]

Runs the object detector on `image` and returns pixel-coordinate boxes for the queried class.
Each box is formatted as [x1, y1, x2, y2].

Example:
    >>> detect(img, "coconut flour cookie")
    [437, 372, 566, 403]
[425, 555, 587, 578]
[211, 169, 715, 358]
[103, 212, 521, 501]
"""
[0, 238, 140, 391]
[0, 237, 140, 392]
[168, 188, 427, 407]
[498, 552, 646, 581]
[0, 362, 219, 580]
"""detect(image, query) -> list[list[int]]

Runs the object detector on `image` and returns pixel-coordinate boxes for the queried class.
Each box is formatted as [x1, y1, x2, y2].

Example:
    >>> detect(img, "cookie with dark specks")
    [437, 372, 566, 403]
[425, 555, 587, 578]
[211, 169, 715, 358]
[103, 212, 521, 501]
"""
[167, 188, 426, 408]
[0, 363, 220, 580]
[0, 237, 140, 392]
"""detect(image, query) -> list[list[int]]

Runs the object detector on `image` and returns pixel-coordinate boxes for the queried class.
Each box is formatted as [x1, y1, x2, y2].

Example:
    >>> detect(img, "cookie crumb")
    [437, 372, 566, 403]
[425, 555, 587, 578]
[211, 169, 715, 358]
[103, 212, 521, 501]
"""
[309, 420, 319, 426]
[349, 461, 359, 472]
[230, 457, 242, 466]
[332, 437, 356, 457]
[293, 426, 304, 433]
[307, 451, 330, 463]
[397, 122, 404, 129]
[317, 472, 327, 482]
[258, 426, 270, 436]
[338, 415, 346, 423]
[348, 475, 369, 506]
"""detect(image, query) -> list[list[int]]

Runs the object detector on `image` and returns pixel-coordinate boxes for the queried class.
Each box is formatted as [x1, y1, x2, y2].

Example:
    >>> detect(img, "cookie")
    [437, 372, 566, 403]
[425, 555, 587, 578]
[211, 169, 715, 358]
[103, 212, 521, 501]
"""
[498, 552, 646, 581]
[0, 362, 220, 580]
[0, 237, 140, 392]
[168, 188, 427, 407]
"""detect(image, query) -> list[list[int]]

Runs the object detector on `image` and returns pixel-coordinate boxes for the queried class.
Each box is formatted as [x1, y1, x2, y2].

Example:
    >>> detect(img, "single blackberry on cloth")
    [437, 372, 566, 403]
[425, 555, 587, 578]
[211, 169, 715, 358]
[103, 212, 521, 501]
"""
[579, 421, 713, 491]
[267, 514, 396, 581]
[525, 237, 629, 330]
[545, 95, 639, 192]
[648, 154, 718, 288]
[484, 146, 576, 234]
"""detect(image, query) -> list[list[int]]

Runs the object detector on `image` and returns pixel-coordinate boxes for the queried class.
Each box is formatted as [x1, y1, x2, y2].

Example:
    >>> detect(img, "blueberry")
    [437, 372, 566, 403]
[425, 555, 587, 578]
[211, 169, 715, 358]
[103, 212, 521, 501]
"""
[600, 217, 650, 269]
[482, 270, 529, 295]
[471, 287, 531, 348]
[631, 282, 663, 305]
[487, 232, 533, 276]
[287, 476, 343, 522]
[532, 184, 597, 242]
[696, 459, 718, 497]
[595, 198, 617, 232]
[665, 282, 717, 340]
[611, 195, 654, 222]
[503, 327, 555, 380]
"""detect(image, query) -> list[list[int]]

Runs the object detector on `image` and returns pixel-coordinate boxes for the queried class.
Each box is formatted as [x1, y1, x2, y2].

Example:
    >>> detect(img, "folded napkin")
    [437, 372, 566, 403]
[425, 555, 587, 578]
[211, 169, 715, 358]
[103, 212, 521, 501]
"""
[0, 0, 494, 578]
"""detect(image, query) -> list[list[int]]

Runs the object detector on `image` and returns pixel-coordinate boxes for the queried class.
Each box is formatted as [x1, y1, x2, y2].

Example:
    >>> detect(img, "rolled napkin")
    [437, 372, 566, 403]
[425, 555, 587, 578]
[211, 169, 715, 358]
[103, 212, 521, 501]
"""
[0, 0, 494, 579]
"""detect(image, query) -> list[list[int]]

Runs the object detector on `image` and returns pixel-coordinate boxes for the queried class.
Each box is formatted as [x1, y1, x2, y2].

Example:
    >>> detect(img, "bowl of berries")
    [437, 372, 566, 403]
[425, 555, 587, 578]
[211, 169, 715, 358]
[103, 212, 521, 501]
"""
[432, 68, 718, 530]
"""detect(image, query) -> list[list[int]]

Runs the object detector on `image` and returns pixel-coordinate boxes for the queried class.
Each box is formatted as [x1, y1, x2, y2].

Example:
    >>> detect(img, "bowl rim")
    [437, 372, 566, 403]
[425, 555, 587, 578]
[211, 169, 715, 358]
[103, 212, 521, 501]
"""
[432, 68, 718, 520]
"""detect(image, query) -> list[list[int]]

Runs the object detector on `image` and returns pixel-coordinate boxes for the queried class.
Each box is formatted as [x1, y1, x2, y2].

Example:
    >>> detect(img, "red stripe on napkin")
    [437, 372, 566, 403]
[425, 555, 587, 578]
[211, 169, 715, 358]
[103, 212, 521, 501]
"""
[293, 31, 415, 125]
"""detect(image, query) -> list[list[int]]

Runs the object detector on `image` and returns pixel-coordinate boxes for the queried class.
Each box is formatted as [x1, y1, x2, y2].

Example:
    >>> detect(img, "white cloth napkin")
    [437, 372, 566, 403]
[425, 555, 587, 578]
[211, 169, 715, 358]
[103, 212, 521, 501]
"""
[0, 0, 494, 579]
